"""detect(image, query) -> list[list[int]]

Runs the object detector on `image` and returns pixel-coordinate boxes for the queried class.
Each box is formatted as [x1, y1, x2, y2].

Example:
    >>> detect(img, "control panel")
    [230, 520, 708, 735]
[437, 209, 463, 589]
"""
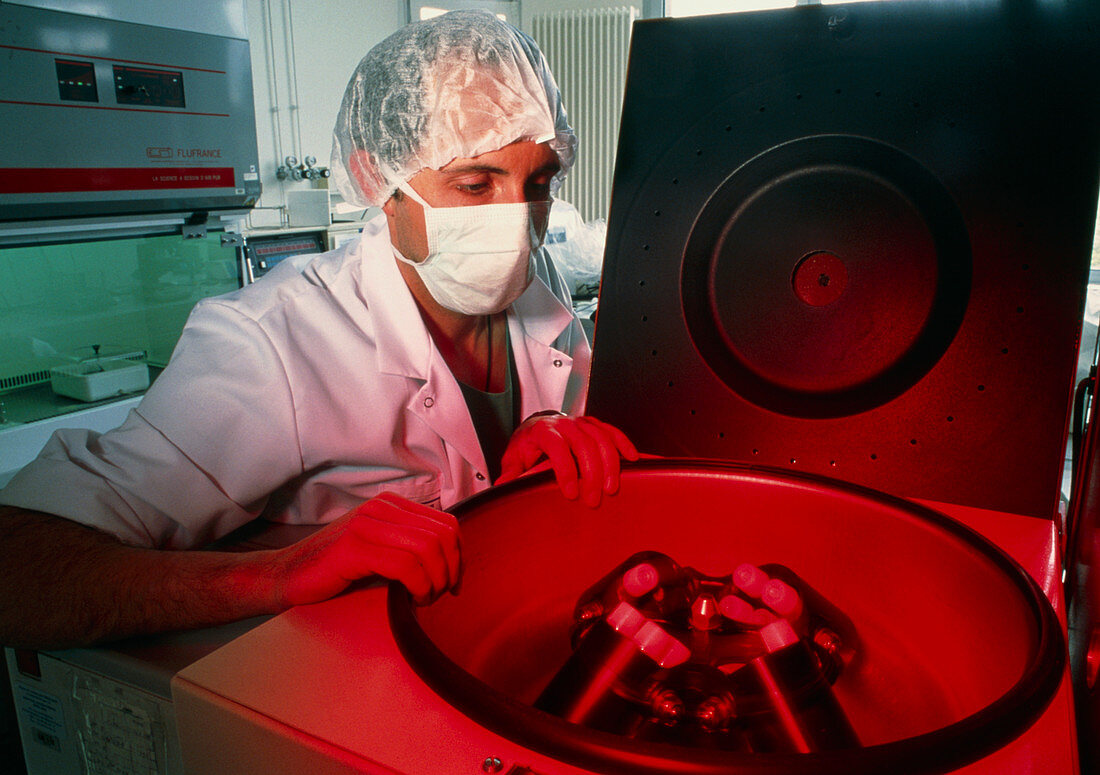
[245, 231, 326, 279]
[0, 4, 261, 222]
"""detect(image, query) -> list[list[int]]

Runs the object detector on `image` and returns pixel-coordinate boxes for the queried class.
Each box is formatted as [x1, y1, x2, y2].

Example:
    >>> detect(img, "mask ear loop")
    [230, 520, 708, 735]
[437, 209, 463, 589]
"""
[398, 181, 432, 209]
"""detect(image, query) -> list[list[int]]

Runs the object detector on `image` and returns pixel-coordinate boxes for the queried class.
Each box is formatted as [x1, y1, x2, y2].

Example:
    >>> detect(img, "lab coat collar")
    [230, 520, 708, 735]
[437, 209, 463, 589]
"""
[357, 233, 487, 474]
[509, 251, 577, 349]
[356, 223, 576, 479]
[358, 223, 434, 381]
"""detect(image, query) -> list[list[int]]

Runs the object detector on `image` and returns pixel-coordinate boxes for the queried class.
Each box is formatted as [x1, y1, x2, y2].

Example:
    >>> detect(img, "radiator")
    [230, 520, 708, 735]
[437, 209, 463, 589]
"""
[531, 6, 639, 223]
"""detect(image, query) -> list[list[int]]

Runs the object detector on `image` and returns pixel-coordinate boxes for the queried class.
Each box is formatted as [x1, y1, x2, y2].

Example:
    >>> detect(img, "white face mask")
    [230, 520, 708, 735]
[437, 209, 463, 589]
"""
[393, 182, 548, 315]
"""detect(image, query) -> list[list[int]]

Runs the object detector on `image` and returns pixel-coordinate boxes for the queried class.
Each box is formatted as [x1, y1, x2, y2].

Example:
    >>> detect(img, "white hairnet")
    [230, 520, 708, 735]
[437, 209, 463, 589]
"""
[331, 10, 577, 208]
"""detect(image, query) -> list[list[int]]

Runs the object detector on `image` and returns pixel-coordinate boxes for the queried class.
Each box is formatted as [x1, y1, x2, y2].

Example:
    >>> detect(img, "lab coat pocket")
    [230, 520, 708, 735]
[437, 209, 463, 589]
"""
[364, 474, 443, 511]
[270, 469, 444, 526]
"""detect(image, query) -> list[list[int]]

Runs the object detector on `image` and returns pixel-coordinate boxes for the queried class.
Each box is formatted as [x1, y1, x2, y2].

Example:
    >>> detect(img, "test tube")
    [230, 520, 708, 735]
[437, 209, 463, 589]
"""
[730, 620, 860, 753]
[572, 551, 688, 631]
[536, 601, 690, 734]
[732, 563, 768, 598]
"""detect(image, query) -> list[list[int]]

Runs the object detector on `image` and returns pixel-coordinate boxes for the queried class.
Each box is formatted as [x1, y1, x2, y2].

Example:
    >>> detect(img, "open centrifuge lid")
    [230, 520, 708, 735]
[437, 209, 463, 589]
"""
[587, 1, 1100, 519]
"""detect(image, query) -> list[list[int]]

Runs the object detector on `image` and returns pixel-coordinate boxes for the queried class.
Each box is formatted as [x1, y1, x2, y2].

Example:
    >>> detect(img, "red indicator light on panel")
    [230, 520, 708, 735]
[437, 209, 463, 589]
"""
[14, 649, 41, 679]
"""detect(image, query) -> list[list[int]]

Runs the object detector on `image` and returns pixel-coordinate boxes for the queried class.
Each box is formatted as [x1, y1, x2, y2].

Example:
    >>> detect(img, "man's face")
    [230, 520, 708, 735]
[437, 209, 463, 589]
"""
[383, 140, 560, 265]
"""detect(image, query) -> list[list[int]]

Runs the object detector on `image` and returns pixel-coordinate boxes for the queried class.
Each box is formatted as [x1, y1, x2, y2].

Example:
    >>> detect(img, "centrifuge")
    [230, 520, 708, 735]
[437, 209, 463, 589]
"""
[168, 3, 1100, 773]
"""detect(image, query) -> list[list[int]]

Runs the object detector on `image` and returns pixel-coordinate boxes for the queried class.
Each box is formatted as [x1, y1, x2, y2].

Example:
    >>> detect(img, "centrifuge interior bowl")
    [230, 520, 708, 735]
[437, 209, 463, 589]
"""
[390, 459, 1063, 775]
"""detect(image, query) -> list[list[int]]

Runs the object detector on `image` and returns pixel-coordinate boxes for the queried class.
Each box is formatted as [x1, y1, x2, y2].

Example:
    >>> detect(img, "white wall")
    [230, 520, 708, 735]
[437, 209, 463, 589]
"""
[242, 0, 659, 223]
[244, 0, 408, 221]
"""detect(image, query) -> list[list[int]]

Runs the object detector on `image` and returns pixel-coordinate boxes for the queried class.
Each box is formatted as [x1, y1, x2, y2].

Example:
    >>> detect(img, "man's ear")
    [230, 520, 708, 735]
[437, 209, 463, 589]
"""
[381, 187, 402, 218]
[348, 149, 379, 202]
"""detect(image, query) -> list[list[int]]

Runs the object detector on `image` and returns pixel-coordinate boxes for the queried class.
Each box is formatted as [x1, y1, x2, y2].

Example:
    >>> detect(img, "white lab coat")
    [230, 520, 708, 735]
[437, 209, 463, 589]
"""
[0, 215, 591, 549]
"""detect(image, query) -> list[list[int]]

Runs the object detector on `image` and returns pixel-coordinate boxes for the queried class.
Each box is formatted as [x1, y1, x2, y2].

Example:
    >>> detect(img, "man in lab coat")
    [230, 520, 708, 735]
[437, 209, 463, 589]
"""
[0, 11, 635, 648]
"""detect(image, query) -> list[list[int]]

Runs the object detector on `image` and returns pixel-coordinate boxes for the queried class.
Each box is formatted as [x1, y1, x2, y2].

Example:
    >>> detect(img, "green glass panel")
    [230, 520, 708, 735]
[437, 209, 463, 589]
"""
[0, 232, 239, 424]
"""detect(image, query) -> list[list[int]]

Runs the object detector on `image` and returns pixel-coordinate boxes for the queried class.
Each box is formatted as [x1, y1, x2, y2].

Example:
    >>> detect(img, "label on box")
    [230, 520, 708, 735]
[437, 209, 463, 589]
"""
[13, 681, 66, 748]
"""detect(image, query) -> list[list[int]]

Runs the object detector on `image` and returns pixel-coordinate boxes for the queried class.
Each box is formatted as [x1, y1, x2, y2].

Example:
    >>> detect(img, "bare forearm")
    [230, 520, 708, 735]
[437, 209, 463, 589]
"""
[0, 506, 283, 650]
[0, 492, 463, 649]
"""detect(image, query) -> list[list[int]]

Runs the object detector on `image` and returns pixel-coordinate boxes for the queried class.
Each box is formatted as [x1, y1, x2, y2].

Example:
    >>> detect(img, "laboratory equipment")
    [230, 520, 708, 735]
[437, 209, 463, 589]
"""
[533, 552, 860, 753]
[14, 2, 1100, 774]
[0, 3, 260, 223]
[0, 1, 259, 472]
[169, 2, 1098, 772]
[2, 5, 262, 767]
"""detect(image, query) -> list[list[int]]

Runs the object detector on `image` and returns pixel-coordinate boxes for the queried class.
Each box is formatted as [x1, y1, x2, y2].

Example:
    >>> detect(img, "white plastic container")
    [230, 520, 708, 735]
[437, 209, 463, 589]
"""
[50, 359, 150, 402]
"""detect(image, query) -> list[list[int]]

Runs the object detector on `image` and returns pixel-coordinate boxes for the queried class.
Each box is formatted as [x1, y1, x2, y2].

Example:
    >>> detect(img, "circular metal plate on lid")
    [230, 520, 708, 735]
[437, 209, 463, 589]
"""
[681, 135, 971, 418]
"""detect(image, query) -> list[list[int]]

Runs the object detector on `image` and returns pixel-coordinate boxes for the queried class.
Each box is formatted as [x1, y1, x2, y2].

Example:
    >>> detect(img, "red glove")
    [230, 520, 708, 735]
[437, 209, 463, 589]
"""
[497, 413, 639, 507]
[276, 492, 461, 607]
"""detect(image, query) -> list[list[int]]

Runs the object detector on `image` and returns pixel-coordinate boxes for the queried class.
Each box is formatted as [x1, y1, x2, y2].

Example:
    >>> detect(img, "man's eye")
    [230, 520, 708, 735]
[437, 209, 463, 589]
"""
[528, 181, 552, 199]
[456, 182, 489, 194]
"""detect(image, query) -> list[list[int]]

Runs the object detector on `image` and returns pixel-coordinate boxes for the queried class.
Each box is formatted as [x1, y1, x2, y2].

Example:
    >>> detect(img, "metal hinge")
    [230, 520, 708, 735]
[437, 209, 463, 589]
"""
[182, 212, 210, 240]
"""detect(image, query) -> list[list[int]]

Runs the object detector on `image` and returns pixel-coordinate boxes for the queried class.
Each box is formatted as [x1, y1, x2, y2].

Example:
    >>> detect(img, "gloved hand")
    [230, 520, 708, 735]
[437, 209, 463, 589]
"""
[497, 413, 639, 507]
[275, 491, 461, 607]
